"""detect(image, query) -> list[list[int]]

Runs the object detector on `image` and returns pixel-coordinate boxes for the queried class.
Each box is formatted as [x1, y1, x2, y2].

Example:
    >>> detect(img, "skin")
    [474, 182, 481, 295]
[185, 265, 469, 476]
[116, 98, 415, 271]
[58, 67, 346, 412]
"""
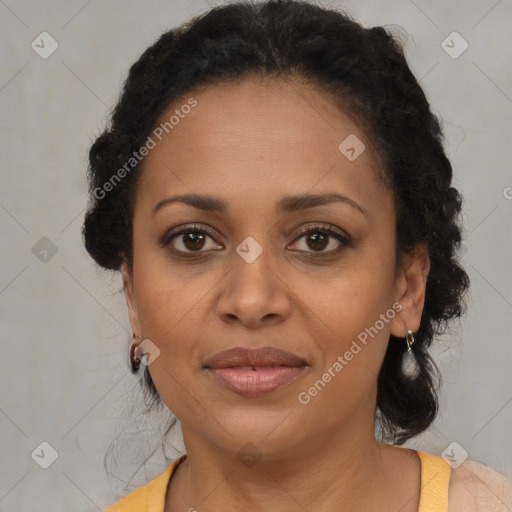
[121, 77, 431, 512]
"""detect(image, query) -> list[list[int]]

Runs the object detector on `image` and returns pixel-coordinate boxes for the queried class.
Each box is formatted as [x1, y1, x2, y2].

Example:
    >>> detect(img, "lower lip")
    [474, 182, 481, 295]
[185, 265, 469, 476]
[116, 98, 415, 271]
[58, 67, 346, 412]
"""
[206, 366, 306, 397]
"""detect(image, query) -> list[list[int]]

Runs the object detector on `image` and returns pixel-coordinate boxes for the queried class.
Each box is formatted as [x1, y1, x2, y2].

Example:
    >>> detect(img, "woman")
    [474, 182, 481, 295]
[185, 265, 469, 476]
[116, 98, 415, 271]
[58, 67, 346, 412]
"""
[82, 0, 512, 510]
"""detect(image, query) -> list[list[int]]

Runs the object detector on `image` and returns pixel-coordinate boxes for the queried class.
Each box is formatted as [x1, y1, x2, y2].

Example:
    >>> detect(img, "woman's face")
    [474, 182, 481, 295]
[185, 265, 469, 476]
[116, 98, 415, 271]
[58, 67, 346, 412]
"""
[122, 78, 429, 460]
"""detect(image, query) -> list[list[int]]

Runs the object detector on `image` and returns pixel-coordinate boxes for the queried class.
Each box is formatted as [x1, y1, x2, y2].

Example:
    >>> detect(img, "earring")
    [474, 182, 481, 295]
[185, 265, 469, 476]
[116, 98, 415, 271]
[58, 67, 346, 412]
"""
[405, 328, 415, 352]
[130, 333, 142, 372]
[401, 328, 420, 379]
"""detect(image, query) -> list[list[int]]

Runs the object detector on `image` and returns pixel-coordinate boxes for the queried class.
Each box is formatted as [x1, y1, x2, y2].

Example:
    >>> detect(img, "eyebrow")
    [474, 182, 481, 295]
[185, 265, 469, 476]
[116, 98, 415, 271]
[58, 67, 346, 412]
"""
[151, 192, 367, 217]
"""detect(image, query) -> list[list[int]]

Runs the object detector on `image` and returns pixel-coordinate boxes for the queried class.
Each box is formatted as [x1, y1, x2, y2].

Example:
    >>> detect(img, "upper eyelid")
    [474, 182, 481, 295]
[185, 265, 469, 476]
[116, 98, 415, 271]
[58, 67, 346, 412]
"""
[293, 222, 350, 239]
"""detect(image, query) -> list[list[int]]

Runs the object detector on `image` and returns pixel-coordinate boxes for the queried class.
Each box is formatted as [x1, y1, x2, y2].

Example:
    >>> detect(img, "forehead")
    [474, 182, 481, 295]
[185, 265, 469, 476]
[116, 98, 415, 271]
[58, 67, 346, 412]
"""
[135, 78, 391, 219]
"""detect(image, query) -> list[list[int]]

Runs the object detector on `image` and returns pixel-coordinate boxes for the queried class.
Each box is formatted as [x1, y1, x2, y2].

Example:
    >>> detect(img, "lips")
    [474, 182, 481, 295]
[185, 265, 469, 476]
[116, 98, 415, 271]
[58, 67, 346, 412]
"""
[203, 347, 308, 397]
[203, 346, 307, 369]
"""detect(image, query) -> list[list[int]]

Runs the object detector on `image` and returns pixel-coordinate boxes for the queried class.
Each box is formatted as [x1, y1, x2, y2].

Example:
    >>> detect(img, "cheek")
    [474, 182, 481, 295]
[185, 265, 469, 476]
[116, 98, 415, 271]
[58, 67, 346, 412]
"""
[133, 268, 208, 416]
[132, 254, 213, 379]
[134, 247, 204, 330]
[291, 258, 396, 388]
[293, 252, 395, 337]
[294, 276, 395, 422]
[306, 283, 392, 374]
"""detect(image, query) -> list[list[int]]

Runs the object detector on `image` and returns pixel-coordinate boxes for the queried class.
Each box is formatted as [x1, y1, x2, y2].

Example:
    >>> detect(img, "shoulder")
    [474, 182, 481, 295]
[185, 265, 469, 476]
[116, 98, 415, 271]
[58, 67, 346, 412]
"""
[105, 456, 186, 511]
[105, 482, 152, 512]
[448, 459, 512, 512]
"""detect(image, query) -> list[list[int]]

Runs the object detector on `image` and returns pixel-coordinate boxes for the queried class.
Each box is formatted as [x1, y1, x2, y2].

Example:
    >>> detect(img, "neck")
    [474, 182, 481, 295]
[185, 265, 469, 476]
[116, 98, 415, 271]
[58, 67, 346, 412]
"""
[166, 425, 409, 512]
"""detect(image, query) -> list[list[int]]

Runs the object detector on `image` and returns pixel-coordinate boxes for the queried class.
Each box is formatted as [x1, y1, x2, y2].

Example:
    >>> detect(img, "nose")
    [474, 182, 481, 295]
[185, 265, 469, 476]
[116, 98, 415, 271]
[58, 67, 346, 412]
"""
[216, 239, 292, 329]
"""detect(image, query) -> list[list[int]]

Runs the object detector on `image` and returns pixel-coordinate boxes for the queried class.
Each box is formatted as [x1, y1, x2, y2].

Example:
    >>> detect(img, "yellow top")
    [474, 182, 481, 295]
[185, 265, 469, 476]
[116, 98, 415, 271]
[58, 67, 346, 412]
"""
[105, 450, 451, 512]
[417, 450, 451, 512]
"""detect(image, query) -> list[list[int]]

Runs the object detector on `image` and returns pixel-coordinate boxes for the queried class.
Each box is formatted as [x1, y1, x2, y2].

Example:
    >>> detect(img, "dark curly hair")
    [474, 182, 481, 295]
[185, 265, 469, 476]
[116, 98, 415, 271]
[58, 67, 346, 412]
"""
[82, 0, 470, 447]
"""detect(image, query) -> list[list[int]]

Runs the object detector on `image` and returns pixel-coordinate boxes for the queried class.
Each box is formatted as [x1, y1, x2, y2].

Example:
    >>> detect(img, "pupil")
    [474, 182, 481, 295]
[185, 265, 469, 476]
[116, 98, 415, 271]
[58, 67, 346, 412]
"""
[308, 232, 327, 251]
[184, 233, 205, 250]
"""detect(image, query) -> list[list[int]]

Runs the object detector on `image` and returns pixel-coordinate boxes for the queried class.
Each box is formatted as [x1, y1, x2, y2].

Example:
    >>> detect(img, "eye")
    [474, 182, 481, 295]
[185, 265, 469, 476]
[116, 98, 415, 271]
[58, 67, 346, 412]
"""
[161, 224, 222, 256]
[160, 222, 353, 258]
[289, 223, 353, 256]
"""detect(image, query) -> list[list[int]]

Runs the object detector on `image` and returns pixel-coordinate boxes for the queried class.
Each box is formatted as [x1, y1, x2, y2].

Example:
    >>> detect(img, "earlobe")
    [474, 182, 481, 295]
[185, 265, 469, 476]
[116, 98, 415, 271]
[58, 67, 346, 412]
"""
[389, 244, 430, 338]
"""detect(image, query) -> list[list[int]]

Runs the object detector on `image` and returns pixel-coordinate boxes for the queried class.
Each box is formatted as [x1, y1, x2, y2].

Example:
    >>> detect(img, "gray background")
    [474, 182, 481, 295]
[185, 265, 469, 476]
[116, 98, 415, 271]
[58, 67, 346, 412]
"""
[1, 0, 511, 510]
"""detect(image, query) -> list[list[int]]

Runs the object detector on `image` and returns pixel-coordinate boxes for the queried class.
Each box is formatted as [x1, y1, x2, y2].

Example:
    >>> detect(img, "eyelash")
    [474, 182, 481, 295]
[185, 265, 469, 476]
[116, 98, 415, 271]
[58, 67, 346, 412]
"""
[160, 222, 353, 260]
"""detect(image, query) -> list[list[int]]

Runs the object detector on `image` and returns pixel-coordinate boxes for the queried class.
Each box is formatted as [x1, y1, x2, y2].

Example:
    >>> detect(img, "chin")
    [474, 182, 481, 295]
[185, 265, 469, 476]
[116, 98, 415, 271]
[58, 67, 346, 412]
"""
[202, 406, 310, 454]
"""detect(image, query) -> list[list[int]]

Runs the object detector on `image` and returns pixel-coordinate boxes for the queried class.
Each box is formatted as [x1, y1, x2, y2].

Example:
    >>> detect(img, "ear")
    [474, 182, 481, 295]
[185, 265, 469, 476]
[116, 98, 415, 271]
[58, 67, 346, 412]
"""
[389, 243, 430, 338]
[121, 255, 142, 341]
